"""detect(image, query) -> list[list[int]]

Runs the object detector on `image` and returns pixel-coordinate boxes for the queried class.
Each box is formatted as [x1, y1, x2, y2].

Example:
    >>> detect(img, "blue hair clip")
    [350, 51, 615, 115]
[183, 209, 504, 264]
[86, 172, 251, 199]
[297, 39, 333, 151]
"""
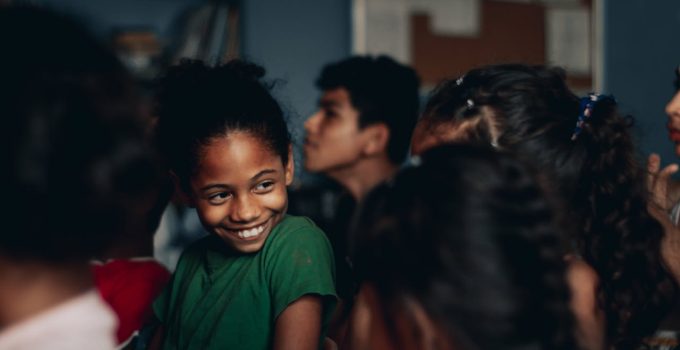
[570, 93, 614, 141]
[408, 155, 422, 167]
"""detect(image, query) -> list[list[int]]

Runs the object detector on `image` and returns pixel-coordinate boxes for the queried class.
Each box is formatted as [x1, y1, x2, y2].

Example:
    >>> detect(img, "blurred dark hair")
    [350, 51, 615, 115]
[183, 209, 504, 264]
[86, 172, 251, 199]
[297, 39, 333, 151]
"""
[154, 59, 291, 190]
[351, 144, 575, 350]
[316, 55, 420, 164]
[0, 6, 159, 262]
[421, 64, 676, 349]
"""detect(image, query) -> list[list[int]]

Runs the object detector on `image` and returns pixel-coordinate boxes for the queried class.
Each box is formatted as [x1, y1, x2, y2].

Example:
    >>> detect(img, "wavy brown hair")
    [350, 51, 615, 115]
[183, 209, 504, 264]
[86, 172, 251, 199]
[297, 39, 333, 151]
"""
[420, 64, 677, 349]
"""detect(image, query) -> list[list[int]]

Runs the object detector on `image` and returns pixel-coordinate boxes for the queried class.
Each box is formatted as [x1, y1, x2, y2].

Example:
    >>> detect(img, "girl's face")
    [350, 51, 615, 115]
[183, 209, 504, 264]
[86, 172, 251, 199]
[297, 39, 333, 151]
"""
[189, 131, 293, 253]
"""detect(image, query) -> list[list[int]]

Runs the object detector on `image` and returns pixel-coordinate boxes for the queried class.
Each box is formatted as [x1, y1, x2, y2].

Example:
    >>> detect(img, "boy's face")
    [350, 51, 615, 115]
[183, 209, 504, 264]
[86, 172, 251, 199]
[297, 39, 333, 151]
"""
[666, 89, 680, 157]
[303, 87, 368, 174]
[189, 132, 293, 253]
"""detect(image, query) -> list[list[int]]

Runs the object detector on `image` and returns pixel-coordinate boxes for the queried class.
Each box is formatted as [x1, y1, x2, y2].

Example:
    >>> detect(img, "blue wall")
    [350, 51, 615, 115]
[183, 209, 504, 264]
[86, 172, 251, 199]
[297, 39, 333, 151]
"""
[603, 0, 680, 166]
[240, 0, 351, 182]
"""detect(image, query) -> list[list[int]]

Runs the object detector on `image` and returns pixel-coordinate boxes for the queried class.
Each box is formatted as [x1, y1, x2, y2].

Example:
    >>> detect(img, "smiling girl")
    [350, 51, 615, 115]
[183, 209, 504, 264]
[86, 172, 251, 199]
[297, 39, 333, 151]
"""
[151, 60, 337, 350]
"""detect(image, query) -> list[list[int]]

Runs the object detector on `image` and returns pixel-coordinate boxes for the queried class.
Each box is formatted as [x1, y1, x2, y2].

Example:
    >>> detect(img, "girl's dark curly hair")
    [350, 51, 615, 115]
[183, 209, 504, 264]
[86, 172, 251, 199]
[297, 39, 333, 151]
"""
[154, 59, 291, 189]
[351, 144, 576, 350]
[420, 64, 676, 349]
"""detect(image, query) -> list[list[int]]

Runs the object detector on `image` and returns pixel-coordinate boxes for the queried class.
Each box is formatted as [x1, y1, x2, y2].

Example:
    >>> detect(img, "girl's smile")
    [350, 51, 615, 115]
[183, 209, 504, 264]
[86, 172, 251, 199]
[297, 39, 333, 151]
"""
[219, 217, 271, 241]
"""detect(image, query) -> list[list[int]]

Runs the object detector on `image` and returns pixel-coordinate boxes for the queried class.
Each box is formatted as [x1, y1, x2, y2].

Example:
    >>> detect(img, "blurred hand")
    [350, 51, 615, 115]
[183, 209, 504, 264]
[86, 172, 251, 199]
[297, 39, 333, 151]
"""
[648, 154, 680, 282]
[656, 210, 680, 284]
[647, 153, 679, 213]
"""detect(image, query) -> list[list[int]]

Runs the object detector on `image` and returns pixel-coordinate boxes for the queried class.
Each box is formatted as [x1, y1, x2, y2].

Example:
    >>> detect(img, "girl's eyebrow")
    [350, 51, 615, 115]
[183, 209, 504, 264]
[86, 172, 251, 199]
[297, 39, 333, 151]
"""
[199, 169, 278, 192]
[251, 169, 277, 181]
[200, 183, 230, 192]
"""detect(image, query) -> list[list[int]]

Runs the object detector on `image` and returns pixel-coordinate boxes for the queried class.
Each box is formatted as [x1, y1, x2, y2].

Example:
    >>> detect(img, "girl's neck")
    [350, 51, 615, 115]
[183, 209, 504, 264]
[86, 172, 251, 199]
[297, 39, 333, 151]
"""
[0, 259, 92, 330]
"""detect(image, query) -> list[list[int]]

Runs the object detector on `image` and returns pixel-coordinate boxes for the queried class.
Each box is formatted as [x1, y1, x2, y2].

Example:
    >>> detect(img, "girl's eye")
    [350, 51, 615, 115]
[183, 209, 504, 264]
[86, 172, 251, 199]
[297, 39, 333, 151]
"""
[254, 181, 275, 193]
[208, 192, 231, 205]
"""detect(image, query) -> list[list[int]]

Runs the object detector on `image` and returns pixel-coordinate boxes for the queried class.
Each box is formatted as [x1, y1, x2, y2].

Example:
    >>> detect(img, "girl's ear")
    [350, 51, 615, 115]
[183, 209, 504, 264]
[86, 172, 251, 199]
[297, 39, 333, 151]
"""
[169, 171, 194, 207]
[362, 123, 390, 157]
[284, 145, 295, 186]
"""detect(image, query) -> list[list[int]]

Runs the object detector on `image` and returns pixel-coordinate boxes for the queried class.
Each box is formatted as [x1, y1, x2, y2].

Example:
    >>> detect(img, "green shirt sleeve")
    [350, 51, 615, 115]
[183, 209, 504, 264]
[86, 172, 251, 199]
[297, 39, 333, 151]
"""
[152, 279, 170, 323]
[265, 216, 338, 321]
[152, 237, 206, 324]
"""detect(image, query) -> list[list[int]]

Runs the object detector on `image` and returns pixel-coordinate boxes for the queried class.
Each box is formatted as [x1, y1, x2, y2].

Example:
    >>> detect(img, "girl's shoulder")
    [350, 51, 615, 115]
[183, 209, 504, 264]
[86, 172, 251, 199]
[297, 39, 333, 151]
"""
[274, 215, 320, 232]
[266, 215, 331, 251]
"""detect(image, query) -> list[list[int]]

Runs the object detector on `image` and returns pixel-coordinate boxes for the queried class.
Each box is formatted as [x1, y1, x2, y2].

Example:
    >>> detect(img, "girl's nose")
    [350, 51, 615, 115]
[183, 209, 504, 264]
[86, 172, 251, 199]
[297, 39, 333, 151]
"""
[229, 195, 261, 223]
[666, 91, 680, 119]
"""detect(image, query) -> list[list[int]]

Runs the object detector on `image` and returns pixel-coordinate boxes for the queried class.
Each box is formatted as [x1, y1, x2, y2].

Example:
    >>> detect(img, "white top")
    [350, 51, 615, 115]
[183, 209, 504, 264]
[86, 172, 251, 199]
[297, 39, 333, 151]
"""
[0, 290, 117, 350]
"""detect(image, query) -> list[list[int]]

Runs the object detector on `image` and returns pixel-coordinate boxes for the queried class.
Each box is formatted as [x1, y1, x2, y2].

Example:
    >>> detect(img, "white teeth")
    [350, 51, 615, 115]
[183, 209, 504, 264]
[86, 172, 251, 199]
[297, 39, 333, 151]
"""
[235, 224, 265, 239]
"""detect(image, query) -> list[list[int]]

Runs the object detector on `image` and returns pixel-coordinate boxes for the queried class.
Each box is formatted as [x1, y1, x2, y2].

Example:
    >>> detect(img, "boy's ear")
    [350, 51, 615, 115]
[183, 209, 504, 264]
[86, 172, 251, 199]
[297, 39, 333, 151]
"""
[285, 145, 295, 186]
[169, 171, 194, 207]
[361, 123, 390, 157]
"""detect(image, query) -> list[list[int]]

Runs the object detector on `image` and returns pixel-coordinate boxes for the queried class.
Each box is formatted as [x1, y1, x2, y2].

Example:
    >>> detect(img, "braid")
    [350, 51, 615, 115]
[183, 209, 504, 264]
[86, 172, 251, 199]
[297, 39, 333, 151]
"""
[352, 144, 577, 350]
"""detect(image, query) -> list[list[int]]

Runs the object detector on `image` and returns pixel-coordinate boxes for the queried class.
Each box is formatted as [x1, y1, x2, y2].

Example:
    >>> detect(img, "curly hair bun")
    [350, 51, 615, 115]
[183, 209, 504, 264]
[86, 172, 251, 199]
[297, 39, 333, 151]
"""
[154, 58, 290, 189]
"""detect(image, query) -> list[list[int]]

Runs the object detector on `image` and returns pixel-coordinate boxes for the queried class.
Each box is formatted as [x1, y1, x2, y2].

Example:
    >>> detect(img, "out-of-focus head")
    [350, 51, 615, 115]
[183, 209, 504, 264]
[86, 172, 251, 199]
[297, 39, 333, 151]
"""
[0, 6, 158, 262]
[665, 66, 680, 156]
[303, 55, 420, 173]
[412, 64, 580, 154]
[413, 64, 676, 349]
[348, 143, 575, 350]
[413, 64, 626, 231]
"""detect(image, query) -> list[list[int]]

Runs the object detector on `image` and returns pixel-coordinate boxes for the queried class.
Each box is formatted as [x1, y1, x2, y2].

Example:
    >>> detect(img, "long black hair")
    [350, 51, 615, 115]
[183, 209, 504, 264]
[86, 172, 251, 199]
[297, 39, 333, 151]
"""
[351, 144, 576, 350]
[421, 64, 676, 349]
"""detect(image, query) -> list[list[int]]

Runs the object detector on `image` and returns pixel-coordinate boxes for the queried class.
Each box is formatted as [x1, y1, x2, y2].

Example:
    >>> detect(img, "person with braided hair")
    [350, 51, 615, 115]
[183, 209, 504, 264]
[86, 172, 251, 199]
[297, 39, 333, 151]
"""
[346, 144, 576, 350]
[410, 64, 676, 350]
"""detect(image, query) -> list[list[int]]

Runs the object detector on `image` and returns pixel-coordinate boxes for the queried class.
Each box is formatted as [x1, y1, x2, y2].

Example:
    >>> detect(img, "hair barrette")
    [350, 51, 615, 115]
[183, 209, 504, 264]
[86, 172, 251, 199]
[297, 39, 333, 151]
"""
[408, 155, 422, 167]
[466, 99, 475, 110]
[570, 93, 615, 141]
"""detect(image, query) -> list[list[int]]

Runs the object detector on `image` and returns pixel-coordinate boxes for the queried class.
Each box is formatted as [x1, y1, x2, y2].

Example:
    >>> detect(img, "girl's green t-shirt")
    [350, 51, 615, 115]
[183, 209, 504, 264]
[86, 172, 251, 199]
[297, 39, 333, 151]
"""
[153, 215, 337, 350]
